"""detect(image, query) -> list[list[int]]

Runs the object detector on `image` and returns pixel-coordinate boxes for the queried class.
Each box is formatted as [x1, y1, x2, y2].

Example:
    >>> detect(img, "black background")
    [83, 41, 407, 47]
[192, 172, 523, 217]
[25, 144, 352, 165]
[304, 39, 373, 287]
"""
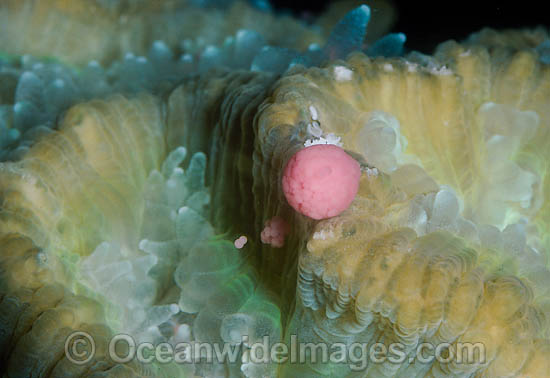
[269, 1, 549, 53]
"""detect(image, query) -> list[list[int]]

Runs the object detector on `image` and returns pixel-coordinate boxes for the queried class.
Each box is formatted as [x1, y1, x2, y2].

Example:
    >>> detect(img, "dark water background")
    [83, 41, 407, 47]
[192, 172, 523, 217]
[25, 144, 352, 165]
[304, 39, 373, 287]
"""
[271, 1, 549, 53]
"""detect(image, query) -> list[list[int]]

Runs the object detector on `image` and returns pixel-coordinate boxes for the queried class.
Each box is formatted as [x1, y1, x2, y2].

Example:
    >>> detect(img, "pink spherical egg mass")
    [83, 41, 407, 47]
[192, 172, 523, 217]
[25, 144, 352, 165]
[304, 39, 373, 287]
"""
[282, 144, 361, 220]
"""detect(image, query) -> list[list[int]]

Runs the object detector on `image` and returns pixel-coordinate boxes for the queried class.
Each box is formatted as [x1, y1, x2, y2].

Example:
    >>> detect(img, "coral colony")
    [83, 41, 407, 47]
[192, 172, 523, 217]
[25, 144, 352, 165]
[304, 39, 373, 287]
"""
[1, 1, 550, 377]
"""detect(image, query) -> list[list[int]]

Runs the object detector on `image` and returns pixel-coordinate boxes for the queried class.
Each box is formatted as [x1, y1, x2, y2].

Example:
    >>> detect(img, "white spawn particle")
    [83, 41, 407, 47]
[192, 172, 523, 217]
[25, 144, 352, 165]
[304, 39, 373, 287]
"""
[365, 167, 379, 177]
[304, 138, 318, 147]
[325, 133, 343, 146]
[309, 105, 319, 121]
[307, 122, 322, 138]
[333, 66, 353, 81]
[304, 133, 343, 147]
[383, 63, 394, 72]
[36, 251, 47, 263]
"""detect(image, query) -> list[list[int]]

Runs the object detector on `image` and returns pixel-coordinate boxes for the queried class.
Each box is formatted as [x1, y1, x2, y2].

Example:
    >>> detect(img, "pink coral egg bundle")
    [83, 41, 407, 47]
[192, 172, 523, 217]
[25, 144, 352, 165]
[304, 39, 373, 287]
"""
[282, 144, 361, 220]
[261, 216, 290, 247]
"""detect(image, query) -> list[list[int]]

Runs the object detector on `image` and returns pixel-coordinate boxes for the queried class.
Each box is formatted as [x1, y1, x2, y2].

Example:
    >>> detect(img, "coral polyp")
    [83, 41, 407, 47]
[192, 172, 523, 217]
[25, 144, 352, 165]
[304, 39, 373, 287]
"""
[1, 1, 550, 377]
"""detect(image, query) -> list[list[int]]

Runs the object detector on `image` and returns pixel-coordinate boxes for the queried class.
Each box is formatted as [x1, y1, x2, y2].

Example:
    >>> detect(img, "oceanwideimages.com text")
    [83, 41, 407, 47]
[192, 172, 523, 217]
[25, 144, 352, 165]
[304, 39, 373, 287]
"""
[65, 331, 486, 371]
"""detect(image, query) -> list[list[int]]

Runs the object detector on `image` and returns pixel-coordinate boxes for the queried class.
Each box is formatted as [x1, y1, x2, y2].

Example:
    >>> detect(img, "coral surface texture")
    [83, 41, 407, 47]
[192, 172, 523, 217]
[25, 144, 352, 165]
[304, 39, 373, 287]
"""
[1, 1, 549, 377]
